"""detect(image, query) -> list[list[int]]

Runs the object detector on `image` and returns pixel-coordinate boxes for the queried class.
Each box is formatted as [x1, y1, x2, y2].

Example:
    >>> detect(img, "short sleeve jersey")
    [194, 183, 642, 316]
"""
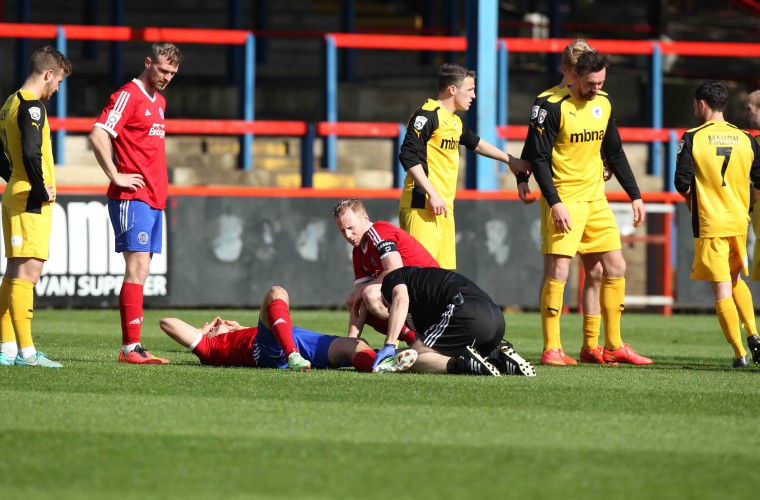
[0, 90, 55, 214]
[381, 267, 493, 335]
[399, 99, 480, 211]
[193, 328, 258, 367]
[674, 121, 760, 238]
[528, 88, 640, 206]
[94, 79, 168, 209]
[352, 221, 440, 285]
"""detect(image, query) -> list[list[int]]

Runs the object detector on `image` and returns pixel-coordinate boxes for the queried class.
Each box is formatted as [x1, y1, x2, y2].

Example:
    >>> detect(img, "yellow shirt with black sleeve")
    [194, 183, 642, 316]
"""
[527, 88, 641, 206]
[675, 121, 760, 238]
[0, 89, 55, 215]
[399, 98, 480, 212]
[516, 86, 560, 185]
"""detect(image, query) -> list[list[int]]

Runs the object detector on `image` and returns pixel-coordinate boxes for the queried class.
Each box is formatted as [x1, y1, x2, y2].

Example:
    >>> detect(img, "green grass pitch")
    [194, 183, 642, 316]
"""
[1, 308, 759, 499]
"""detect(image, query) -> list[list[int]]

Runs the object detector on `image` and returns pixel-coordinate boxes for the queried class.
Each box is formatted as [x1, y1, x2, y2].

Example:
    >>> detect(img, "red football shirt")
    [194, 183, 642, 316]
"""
[94, 79, 169, 209]
[193, 328, 258, 367]
[352, 221, 439, 285]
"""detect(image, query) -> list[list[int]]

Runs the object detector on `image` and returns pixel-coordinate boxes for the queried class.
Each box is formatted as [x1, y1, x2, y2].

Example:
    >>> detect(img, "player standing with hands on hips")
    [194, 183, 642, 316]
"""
[0, 46, 71, 367]
[89, 42, 183, 365]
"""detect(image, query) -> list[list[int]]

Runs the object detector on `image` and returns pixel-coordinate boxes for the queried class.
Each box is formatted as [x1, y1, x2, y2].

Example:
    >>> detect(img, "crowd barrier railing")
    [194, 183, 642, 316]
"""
[0, 23, 256, 169]
[5, 23, 760, 190]
[51, 115, 701, 192]
[324, 32, 760, 183]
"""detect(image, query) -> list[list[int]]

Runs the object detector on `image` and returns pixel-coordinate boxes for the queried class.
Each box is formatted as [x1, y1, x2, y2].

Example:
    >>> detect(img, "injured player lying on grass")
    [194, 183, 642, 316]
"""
[158, 285, 417, 373]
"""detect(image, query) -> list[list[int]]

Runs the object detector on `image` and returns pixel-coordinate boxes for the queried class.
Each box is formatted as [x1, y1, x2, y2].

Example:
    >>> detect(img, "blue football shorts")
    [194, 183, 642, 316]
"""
[253, 319, 338, 369]
[108, 199, 163, 254]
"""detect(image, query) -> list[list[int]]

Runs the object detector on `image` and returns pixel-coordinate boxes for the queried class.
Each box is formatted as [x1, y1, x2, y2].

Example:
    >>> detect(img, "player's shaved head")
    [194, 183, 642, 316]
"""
[745, 89, 760, 129]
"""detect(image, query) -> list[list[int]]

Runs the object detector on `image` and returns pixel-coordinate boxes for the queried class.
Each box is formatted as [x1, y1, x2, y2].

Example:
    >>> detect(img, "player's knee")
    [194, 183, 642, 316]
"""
[586, 263, 604, 283]
[267, 285, 289, 303]
[361, 285, 382, 310]
[344, 292, 355, 310]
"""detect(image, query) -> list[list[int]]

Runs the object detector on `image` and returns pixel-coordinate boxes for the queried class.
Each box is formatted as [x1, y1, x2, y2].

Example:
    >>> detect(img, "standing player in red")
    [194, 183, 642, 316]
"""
[333, 198, 439, 344]
[88, 42, 183, 364]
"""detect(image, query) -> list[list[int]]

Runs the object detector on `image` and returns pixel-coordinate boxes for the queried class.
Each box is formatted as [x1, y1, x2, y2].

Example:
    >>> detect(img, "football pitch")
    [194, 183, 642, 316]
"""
[1, 308, 759, 499]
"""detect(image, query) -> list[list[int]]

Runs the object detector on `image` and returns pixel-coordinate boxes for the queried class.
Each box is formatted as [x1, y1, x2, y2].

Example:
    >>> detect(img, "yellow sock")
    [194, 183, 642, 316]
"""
[601, 276, 625, 350]
[541, 278, 565, 351]
[732, 279, 758, 337]
[10, 278, 35, 349]
[0, 277, 15, 344]
[716, 297, 746, 358]
[582, 314, 601, 350]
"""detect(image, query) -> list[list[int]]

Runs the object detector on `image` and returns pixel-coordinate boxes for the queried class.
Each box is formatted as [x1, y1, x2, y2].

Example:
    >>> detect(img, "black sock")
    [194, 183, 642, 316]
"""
[446, 356, 464, 374]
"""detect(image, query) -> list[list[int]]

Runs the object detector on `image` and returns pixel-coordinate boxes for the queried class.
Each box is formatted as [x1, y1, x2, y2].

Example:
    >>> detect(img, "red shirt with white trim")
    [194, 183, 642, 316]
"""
[94, 79, 169, 209]
[352, 221, 439, 285]
[193, 328, 258, 367]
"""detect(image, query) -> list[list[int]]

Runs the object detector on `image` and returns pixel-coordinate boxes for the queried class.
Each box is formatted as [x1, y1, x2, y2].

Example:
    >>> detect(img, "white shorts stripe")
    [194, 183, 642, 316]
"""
[422, 303, 455, 348]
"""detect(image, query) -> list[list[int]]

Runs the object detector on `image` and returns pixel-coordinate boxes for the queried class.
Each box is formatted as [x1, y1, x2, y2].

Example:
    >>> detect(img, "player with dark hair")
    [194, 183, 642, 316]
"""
[0, 45, 72, 367]
[375, 266, 535, 377]
[516, 40, 614, 365]
[528, 50, 653, 366]
[333, 197, 439, 345]
[160, 285, 418, 373]
[398, 63, 529, 270]
[89, 42, 183, 365]
[675, 80, 760, 367]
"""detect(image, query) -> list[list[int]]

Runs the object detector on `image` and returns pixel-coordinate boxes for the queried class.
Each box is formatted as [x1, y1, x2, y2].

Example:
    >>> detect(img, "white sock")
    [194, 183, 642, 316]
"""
[19, 346, 37, 359]
[0, 341, 18, 358]
[122, 342, 140, 354]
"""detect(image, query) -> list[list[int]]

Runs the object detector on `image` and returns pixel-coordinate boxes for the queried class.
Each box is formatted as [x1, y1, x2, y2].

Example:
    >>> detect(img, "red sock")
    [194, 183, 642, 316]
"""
[266, 299, 297, 355]
[365, 313, 389, 335]
[353, 349, 377, 372]
[399, 325, 416, 344]
[119, 282, 144, 345]
[366, 313, 415, 344]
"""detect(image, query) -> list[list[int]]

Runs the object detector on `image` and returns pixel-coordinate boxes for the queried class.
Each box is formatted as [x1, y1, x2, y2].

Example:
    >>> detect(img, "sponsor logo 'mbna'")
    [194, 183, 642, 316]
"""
[570, 129, 605, 143]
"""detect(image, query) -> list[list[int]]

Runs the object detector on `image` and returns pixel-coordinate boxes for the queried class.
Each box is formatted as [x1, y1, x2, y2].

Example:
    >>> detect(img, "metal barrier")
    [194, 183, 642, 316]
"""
[5, 22, 760, 188]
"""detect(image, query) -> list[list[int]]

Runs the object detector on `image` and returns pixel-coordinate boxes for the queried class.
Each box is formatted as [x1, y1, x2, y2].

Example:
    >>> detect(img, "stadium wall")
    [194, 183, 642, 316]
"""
[0, 192, 753, 310]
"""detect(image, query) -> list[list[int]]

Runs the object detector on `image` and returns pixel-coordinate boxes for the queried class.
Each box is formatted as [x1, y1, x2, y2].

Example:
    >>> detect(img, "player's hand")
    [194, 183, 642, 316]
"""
[371, 344, 397, 371]
[518, 182, 536, 204]
[113, 172, 145, 191]
[601, 157, 613, 181]
[44, 184, 56, 203]
[551, 202, 571, 233]
[632, 199, 646, 227]
[201, 316, 222, 336]
[428, 194, 448, 218]
[508, 156, 531, 176]
[221, 319, 242, 331]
